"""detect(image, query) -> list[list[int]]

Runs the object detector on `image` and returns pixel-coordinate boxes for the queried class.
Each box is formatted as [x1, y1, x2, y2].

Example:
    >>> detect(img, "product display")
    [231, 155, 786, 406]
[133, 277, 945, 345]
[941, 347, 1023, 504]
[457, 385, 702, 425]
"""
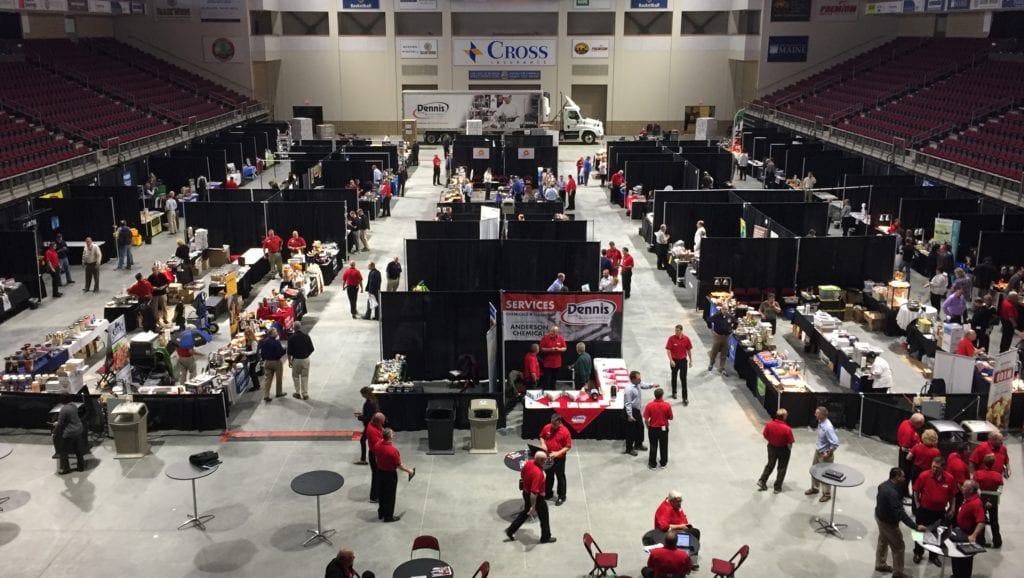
[372, 355, 407, 385]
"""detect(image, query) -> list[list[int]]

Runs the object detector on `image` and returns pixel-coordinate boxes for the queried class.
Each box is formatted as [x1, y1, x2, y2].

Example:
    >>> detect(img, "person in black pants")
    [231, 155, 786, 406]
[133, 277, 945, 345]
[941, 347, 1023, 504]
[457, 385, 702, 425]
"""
[363, 262, 381, 321]
[665, 324, 693, 403]
[53, 393, 84, 474]
[643, 388, 673, 470]
[374, 428, 416, 523]
[354, 386, 378, 465]
[623, 370, 651, 456]
[912, 457, 955, 565]
[757, 409, 794, 493]
[505, 451, 555, 544]
[539, 415, 571, 506]
[44, 243, 62, 299]
[998, 292, 1020, 353]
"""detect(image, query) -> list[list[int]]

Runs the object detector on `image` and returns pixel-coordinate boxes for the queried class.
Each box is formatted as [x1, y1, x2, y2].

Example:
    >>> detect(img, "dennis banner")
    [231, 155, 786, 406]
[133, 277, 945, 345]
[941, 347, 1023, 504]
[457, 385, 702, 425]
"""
[502, 292, 624, 342]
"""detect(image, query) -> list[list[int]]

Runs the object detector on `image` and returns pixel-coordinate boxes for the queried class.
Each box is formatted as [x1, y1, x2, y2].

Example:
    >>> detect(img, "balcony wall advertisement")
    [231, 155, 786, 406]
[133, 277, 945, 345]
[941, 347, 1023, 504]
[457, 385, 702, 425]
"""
[766, 36, 809, 62]
[398, 38, 439, 60]
[155, 0, 191, 20]
[502, 293, 624, 343]
[453, 38, 556, 66]
[570, 38, 611, 59]
[813, 0, 859, 20]
[771, 0, 812, 21]
[199, 0, 242, 23]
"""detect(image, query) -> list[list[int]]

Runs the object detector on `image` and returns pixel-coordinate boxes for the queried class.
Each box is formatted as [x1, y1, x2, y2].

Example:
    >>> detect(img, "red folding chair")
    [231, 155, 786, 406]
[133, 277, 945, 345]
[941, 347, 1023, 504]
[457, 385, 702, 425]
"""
[711, 544, 750, 577]
[471, 561, 490, 578]
[583, 532, 618, 576]
[411, 535, 440, 559]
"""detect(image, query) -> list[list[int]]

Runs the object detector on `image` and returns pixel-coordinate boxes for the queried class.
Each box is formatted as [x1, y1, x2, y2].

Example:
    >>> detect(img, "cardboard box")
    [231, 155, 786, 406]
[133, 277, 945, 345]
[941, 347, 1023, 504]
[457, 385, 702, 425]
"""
[863, 311, 885, 332]
[845, 290, 864, 305]
[207, 247, 230, 268]
[853, 305, 865, 324]
[844, 304, 855, 322]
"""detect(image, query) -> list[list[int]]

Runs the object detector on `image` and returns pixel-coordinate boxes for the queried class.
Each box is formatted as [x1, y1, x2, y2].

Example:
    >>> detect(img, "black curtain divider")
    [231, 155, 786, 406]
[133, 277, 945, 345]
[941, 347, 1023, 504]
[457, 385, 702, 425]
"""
[503, 146, 558, 182]
[751, 202, 829, 237]
[405, 239, 502, 290]
[227, 131, 268, 161]
[415, 221, 481, 240]
[0, 229, 42, 300]
[698, 237, 798, 289]
[505, 220, 588, 241]
[197, 139, 244, 174]
[663, 202, 744, 244]
[437, 202, 483, 218]
[206, 189, 266, 202]
[898, 197, 982, 237]
[767, 143, 806, 173]
[978, 232, 1024, 271]
[802, 152, 858, 188]
[147, 156, 209, 192]
[381, 291, 498, 381]
[67, 186, 141, 226]
[503, 135, 556, 148]
[606, 141, 670, 174]
[500, 240, 600, 291]
[617, 152, 675, 181]
[843, 174, 916, 188]
[34, 198, 117, 261]
[742, 203, 795, 238]
[265, 201, 348, 247]
[752, 137, 790, 163]
[796, 235, 897, 288]
[321, 160, 381, 188]
[208, 135, 257, 165]
[940, 212, 1024, 260]
[183, 201, 266, 251]
[276, 188, 359, 208]
[230, 130, 270, 160]
[651, 189, 733, 229]
[684, 152, 733, 186]
[340, 145, 399, 169]
[624, 160, 695, 191]
[452, 144, 500, 181]
[734, 189, 806, 203]
[867, 186, 948, 223]
[181, 146, 228, 182]
[782, 144, 824, 177]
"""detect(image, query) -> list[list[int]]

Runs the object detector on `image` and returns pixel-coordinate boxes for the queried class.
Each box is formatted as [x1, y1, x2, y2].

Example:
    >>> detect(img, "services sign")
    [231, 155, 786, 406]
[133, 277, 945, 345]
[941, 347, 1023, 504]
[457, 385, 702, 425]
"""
[571, 38, 611, 59]
[814, 0, 859, 20]
[502, 292, 624, 343]
[986, 350, 1015, 430]
[398, 38, 438, 59]
[454, 38, 556, 66]
[766, 36, 809, 62]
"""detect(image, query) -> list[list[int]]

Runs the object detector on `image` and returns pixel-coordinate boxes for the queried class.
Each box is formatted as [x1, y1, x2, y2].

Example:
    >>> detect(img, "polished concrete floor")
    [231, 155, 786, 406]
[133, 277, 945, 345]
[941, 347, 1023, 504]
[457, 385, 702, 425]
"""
[0, 142, 1019, 578]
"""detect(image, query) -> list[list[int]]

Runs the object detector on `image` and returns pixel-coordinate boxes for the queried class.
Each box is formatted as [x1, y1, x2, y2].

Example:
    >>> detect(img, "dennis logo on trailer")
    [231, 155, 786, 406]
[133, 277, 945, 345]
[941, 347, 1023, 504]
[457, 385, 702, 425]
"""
[562, 300, 616, 326]
[413, 102, 450, 119]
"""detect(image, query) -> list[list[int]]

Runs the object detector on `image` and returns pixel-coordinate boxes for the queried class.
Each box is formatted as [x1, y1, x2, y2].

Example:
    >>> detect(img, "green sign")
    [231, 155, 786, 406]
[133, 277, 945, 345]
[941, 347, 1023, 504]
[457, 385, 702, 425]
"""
[757, 377, 766, 397]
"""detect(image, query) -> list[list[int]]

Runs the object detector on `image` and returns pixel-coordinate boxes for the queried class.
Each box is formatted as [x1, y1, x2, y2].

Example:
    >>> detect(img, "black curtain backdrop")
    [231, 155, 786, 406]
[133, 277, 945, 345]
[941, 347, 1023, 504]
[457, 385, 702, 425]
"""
[181, 146, 228, 182]
[699, 237, 798, 289]
[415, 221, 481, 240]
[734, 189, 806, 203]
[208, 136, 257, 165]
[500, 240, 600, 291]
[624, 161, 696, 192]
[978, 232, 1024, 271]
[617, 152, 675, 182]
[752, 137, 789, 162]
[147, 156, 210, 192]
[453, 144, 501, 181]
[230, 130, 270, 161]
[265, 201, 348, 246]
[34, 198, 117, 261]
[866, 186, 947, 223]
[752, 202, 830, 237]
[275, 188, 359, 208]
[663, 202, 744, 244]
[782, 144, 824, 177]
[0, 230, 42, 299]
[606, 142, 668, 174]
[505, 220, 588, 241]
[803, 152, 862, 188]
[183, 201, 265, 251]
[207, 189, 267, 202]
[197, 139, 244, 171]
[652, 189, 733, 229]
[503, 146, 558, 181]
[436, 202, 563, 220]
[341, 145, 399, 170]
[797, 236, 897, 288]
[321, 160, 378, 188]
[68, 186, 141, 226]
[898, 197, 982, 237]
[381, 291, 498, 381]
[405, 239, 502, 290]
[743, 203, 795, 238]
[843, 174, 916, 188]
[940, 212, 1024, 259]
[684, 152, 733, 186]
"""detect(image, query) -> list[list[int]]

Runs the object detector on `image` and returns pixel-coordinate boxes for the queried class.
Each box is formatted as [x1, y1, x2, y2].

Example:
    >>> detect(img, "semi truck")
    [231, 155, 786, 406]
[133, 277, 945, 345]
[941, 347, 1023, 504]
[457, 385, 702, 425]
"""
[402, 90, 604, 145]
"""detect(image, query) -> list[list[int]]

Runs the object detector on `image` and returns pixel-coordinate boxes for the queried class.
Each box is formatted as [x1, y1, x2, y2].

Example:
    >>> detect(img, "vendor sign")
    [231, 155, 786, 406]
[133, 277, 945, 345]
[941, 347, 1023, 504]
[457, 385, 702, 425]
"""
[986, 350, 1015, 430]
[503, 292, 624, 342]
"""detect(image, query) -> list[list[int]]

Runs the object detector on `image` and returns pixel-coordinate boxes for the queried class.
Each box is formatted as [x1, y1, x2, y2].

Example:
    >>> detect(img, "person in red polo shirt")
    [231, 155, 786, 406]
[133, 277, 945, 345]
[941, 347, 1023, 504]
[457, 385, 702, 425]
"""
[505, 451, 555, 544]
[956, 329, 979, 357]
[621, 247, 635, 299]
[907, 429, 941, 483]
[665, 324, 694, 404]
[643, 388, 673, 470]
[374, 428, 416, 523]
[365, 413, 385, 505]
[973, 453, 1004, 548]
[912, 457, 956, 565]
[952, 480, 986, 578]
[998, 292, 1020, 352]
[605, 242, 622, 277]
[947, 444, 970, 508]
[896, 413, 925, 495]
[286, 230, 306, 259]
[126, 272, 153, 300]
[969, 431, 1010, 477]
[654, 491, 701, 539]
[538, 325, 567, 389]
[757, 409, 794, 493]
[522, 344, 540, 387]
[341, 261, 363, 320]
[643, 529, 693, 578]
[262, 228, 284, 279]
[540, 414, 572, 505]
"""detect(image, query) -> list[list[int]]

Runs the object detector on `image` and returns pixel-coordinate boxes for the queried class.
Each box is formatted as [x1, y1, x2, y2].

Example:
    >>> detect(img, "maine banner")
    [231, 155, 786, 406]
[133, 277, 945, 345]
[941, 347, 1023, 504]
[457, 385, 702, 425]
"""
[502, 292, 624, 342]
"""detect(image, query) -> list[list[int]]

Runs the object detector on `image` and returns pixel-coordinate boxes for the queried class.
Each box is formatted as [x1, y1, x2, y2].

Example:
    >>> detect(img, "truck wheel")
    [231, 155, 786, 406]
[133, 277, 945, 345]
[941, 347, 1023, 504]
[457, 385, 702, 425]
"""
[440, 133, 452, 145]
[582, 132, 596, 145]
[425, 133, 438, 144]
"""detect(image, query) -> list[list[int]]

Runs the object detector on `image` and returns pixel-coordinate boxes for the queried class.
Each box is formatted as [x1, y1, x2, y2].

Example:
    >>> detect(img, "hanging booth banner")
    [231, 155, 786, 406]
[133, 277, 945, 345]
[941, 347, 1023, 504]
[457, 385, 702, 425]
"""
[813, 0, 860, 20]
[933, 218, 961, 260]
[771, 0, 812, 21]
[502, 292, 624, 343]
[472, 147, 490, 160]
[987, 351, 1015, 430]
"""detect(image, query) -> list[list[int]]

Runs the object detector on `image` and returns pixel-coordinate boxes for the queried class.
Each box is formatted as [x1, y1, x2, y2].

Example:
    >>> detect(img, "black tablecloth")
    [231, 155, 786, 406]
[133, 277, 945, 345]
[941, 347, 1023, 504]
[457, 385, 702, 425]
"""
[105, 303, 141, 332]
[376, 389, 504, 432]
[132, 391, 228, 432]
[905, 322, 937, 360]
[237, 258, 270, 299]
[0, 391, 102, 431]
[791, 310, 863, 390]
[393, 559, 452, 578]
[0, 282, 31, 320]
[521, 406, 627, 440]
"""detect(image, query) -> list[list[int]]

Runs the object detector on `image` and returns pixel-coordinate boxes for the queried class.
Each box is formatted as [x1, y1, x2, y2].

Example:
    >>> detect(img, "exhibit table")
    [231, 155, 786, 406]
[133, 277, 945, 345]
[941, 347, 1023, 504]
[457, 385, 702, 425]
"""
[291, 470, 344, 547]
[906, 322, 938, 361]
[642, 528, 701, 561]
[0, 282, 31, 320]
[522, 358, 627, 440]
[104, 299, 141, 332]
[131, 392, 229, 432]
[393, 559, 454, 578]
[2, 318, 109, 376]
[896, 304, 938, 332]
[371, 383, 503, 432]
[809, 462, 864, 539]
[912, 527, 984, 577]
[166, 461, 218, 531]
[139, 210, 164, 239]
[790, 309, 865, 390]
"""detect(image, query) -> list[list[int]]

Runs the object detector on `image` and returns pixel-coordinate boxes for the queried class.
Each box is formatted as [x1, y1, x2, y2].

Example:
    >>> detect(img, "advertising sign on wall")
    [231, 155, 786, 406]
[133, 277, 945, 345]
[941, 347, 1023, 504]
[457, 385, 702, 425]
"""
[771, 0, 812, 21]
[202, 36, 243, 63]
[571, 38, 611, 59]
[502, 292, 625, 343]
[396, 0, 436, 8]
[398, 38, 439, 59]
[814, 0, 860, 20]
[199, 0, 242, 22]
[517, 148, 535, 160]
[926, 0, 945, 9]
[975, 0, 1001, 9]
[154, 0, 191, 20]
[1000, 0, 1024, 7]
[865, 1, 903, 13]
[573, 0, 613, 8]
[341, 0, 380, 9]
[453, 38, 557, 66]
[630, 0, 668, 8]
[766, 36, 809, 62]
[947, 0, 971, 8]
[986, 350, 1016, 430]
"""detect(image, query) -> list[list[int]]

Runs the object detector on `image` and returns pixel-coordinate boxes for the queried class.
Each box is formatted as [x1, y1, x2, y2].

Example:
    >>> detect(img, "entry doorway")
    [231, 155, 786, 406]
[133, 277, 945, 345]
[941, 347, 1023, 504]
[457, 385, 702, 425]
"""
[570, 84, 607, 126]
[683, 105, 715, 134]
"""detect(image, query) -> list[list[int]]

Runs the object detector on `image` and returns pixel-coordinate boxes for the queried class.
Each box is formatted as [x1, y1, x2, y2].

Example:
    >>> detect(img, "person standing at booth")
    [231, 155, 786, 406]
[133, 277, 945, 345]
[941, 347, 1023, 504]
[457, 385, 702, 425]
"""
[912, 457, 956, 566]
[164, 192, 178, 235]
[540, 415, 571, 506]
[363, 262, 381, 321]
[287, 321, 314, 400]
[116, 220, 133, 271]
[897, 413, 925, 496]
[707, 305, 735, 375]
[54, 233, 73, 286]
[262, 228, 284, 279]
[81, 237, 102, 293]
[643, 388, 673, 470]
[505, 450, 555, 544]
[805, 406, 839, 503]
[655, 225, 670, 270]
[44, 242, 62, 299]
[366, 412, 384, 503]
[952, 481, 986, 578]
[998, 292, 1020, 353]
[623, 370, 653, 456]
[572, 343, 592, 390]
[538, 325, 567, 389]
[758, 293, 782, 335]
[974, 453, 1004, 548]
[354, 388, 378, 465]
[148, 265, 170, 324]
[621, 247, 635, 299]
[258, 327, 287, 402]
[342, 261, 363, 320]
[286, 230, 306, 259]
[432, 154, 442, 186]
[665, 324, 693, 403]
[522, 344, 540, 388]
[385, 256, 402, 292]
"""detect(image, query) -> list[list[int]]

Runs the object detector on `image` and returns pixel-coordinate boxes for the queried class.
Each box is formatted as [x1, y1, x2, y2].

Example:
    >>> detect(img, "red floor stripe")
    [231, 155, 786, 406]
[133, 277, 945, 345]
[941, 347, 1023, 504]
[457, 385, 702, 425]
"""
[220, 430, 362, 442]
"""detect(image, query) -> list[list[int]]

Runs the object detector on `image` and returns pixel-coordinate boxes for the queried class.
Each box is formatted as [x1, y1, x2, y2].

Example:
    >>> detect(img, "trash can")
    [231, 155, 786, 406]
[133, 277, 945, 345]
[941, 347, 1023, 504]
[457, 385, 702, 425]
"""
[110, 402, 149, 459]
[469, 399, 498, 454]
[960, 420, 999, 451]
[923, 419, 966, 457]
[425, 399, 455, 455]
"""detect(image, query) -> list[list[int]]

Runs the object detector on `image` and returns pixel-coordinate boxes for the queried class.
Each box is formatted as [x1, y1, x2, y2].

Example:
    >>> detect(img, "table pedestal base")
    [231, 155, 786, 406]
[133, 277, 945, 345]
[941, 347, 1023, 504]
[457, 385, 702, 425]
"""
[0, 496, 9, 511]
[813, 517, 847, 538]
[178, 513, 215, 531]
[303, 527, 336, 547]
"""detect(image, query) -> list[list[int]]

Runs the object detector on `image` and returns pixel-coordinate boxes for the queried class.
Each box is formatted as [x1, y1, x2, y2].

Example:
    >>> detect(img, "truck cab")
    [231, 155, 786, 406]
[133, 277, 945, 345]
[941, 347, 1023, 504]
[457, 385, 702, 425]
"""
[559, 96, 604, 144]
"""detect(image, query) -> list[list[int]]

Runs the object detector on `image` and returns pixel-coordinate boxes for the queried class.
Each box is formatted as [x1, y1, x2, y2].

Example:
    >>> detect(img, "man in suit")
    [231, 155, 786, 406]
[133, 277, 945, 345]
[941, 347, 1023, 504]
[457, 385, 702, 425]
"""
[363, 262, 382, 321]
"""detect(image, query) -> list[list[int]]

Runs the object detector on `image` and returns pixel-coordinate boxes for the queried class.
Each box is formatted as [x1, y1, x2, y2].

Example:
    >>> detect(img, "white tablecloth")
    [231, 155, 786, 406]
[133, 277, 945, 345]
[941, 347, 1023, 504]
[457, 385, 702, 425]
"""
[896, 304, 937, 331]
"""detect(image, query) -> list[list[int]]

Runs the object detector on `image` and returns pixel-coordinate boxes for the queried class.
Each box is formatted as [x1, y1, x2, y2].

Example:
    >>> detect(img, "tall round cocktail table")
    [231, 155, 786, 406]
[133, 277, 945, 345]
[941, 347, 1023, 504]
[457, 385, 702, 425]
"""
[809, 462, 864, 539]
[291, 470, 344, 547]
[166, 462, 219, 530]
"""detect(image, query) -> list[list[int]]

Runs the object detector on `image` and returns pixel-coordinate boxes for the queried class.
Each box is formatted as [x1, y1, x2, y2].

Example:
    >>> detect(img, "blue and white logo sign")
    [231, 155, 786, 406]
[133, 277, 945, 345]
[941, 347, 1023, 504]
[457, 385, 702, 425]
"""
[767, 36, 809, 62]
[454, 38, 557, 66]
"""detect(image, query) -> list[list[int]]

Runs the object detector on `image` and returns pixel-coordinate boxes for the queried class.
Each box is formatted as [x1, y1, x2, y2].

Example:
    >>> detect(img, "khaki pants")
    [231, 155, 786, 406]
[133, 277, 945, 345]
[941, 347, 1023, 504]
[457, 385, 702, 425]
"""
[291, 358, 310, 396]
[268, 252, 283, 278]
[708, 333, 730, 369]
[359, 230, 370, 251]
[152, 294, 168, 323]
[261, 359, 284, 398]
[386, 278, 399, 292]
[875, 517, 907, 573]
[811, 451, 835, 496]
[176, 355, 197, 385]
[166, 209, 178, 234]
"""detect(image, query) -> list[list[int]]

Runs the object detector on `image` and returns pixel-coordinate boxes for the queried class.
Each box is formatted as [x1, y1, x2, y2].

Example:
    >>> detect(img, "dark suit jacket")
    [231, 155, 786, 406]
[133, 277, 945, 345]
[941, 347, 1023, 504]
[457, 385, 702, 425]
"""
[366, 269, 382, 295]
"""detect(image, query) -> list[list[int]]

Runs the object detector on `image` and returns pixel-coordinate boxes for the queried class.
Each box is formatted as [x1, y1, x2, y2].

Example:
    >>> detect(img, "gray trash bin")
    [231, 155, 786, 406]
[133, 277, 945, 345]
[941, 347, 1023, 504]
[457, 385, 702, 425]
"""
[110, 402, 149, 459]
[960, 420, 999, 452]
[425, 399, 455, 455]
[469, 399, 498, 454]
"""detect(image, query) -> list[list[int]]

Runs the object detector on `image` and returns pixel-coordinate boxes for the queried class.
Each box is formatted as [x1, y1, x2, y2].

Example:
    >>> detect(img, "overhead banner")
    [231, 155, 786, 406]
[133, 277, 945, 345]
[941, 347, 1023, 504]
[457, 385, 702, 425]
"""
[203, 36, 243, 63]
[154, 0, 191, 20]
[571, 38, 611, 59]
[766, 36, 809, 62]
[341, 0, 380, 9]
[986, 350, 1016, 430]
[199, 0, 242, 22]
[630, 0, 667, 8]
[771, 0, 812, 21]
[502, 292, 624, 343]
[398, 38, 438, 59]
[947, 0, 971, 8]
[814, 0, 859, 19]
[453, 38, 557, 66]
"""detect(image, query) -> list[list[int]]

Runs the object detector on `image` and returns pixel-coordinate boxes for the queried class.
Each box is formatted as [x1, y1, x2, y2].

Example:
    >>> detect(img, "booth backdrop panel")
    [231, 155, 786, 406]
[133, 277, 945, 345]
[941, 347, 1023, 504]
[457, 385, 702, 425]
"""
[802, 152, 860, 188]
[206, 189, 266, 202]
[0, 230, 41, 299]
[68, 186, 141, 226]
[939, 213, 1024, 259]
[796, 235, 897, 287]
[453, 144, 500, 180]
[663, 202, 744, 245]
[265, 201, 348, 246]
[868, 186, 949, 223]
[782, 144, 824, 177]
[752, 202, 830, 237]
[978, 232, 1024, 271]
[415, 221, 481, 240]
[231, 130, 270, 161]
[183, 201, 266, 251]
[198, 139, 244, 171]
[624, 161, 695, 192]
[183, 146, 228, 182]
[898, 197, 981, 237]
[652, 189, 733, 229]
[617, 153, 674, 182]
[499, 240, 600, 291]
[209, 135, 257, 165]
[405, 240, 502, 290]
[147, 156, 210, 192]
[341, 145, 399, 170]
[276, 188, 359, 208]
[734, 189, 806, 203]
[698, 237, 798, 289]
[742, 203, 795, 238]
[438, 202, 562, 221]
[505, 220, 588, 241]
[34, 198, 117, 261]
[381, 291, 499, 381]
[321, 160, 378, 188]
[503, 146, 558, 181]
